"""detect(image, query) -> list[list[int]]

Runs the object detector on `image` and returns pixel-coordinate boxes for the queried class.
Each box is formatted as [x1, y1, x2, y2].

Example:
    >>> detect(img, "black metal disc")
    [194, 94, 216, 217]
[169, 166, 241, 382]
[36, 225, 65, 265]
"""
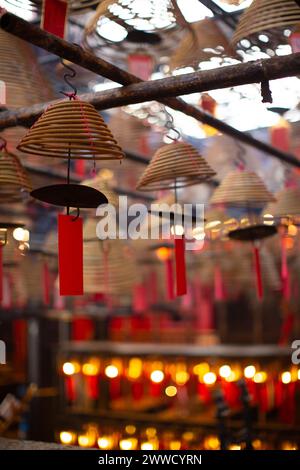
[31, 184, 108, 208]
[267, 107, 289, 116]
[126, 30, 161, 44]
[228, 224, 277, 242]
[0, 222, 25, 229]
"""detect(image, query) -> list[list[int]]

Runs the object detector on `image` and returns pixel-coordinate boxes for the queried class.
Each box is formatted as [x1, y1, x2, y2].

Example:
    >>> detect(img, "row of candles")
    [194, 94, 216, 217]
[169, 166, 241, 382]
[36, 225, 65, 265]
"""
[60, 357, 300, 422]
[58, 424, 298, 450]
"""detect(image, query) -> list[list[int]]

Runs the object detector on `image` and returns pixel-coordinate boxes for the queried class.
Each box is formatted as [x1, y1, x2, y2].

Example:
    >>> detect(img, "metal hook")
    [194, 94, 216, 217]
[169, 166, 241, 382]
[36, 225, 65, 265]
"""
[72, 207, 80, 222]
[60, 57, 77, 99]
[163, 106, 181, 141]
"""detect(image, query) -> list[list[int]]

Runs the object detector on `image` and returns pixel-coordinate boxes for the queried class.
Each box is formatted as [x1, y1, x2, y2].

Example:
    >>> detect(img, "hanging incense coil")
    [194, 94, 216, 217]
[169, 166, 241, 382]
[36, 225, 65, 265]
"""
[210, 170, 275, 207]
[2, 233, 25, 266]
[170, 19, 238, 71]
[20, 251, 53, 305]
[232, 0, 300, 50]
[83, 219, 138, 295]
[136, 141, 216, 191]
[0, 146, 32, 203]
[264, 187, 300, 219]
[84, 0, 184, 62]
[0, 29, 54, 109]
[0, 28, 56, 167]
[82, 170, 119, 207]
[17, 100, 125, 161]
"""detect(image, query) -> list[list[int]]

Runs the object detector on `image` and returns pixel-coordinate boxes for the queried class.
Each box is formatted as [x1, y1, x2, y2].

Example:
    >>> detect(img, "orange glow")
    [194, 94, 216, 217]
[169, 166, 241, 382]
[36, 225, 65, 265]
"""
[155, 246, 172, 261]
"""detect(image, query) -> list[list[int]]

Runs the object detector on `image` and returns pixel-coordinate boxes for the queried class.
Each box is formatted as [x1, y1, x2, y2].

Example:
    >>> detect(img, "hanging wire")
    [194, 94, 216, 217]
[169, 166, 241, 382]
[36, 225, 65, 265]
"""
[234, 139, 246, 170]
[59, 57, 77, 99]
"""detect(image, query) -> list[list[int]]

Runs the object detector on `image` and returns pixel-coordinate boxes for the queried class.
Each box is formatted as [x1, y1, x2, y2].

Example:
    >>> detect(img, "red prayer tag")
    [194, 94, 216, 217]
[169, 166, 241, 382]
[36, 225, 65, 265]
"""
[174, 236, 187, 296]
[41, 0, 68, 38]
[58, 214, 83, 296]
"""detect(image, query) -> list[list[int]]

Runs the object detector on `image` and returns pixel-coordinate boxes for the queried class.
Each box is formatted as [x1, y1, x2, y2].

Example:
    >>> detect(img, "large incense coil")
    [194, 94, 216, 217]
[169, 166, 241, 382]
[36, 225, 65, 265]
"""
[210, 170, 275, 207]
[232, 0, 300, 48]
[136, 141, 216, 191]
[82, 170, 119, 207]
[170, 19, 238, 71]
[0, 30, 54, 109]
[2, 235, 24, 266]
[0, 147, 32, 202]
[109, 111, 163, 157]
[17, 100, 125, 161]
[84, 0, 185, 63]
[85, 0, 177, 36]
[264, 187, 300, 218]
[83, 219, 138, 294]
[20, 252, 53, 305]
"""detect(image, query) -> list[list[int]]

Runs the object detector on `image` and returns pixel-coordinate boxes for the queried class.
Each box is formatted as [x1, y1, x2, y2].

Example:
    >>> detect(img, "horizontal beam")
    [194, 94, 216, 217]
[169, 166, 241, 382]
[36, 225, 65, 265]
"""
[1, 11, 300, 169]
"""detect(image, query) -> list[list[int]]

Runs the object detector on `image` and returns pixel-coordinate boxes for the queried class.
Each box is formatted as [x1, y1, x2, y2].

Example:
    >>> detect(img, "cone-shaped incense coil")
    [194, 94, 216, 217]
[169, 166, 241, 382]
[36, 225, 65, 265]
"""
[0, 29, 54, 109]
[264, 187, 300, 218]
[17, 100, 125, 161]
[85, 0, 176, 35]
[232, 0, 300, 46]
[82, 171, 119, 207]
[210, 171, 275, 207]
[136, 141, 216, 191]
[83, 219, 138, 294]
[0, 147, 32, 202]
[170, 19, 237, 70]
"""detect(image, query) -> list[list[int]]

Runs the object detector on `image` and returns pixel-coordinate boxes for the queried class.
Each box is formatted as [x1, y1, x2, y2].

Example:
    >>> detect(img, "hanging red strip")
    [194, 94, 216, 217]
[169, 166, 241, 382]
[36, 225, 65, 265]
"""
[253, 245, 263, 301]
[41, 0, 68, 38]
[0, 245, 2, 303]
[174, 236, 187, 296]
[214, 264, 226, 302]
[58, 214, 83, 296]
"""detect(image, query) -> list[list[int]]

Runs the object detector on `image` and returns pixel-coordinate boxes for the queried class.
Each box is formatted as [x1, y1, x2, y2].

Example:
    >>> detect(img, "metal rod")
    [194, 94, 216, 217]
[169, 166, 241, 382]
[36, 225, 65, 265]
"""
[1, 11, 300, 168]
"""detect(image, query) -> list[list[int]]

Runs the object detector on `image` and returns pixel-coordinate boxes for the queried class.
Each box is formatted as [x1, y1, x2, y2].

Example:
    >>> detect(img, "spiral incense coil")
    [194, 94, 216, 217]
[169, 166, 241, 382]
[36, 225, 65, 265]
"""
[83, 219, 138, 294]
[170, 19, 238, 71]
[264, 187, 300, 218]
[85, 0, 177, 35]
[232, 0, 300, 47]
[210, 170, 276, 207]
[84, 0, 185, 63]
[17, 100, 125, 161]
[0, 29, 54, 109]
[136, 141, 216, 191]
[0, 147, 32, 203]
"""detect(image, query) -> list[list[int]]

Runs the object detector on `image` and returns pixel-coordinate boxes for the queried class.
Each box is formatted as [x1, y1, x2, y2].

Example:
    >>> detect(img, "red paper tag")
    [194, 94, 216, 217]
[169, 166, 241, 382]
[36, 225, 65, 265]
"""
[0, 245, 2, 302]
[128, 54, 153, 81]
[174, 236, 187, 296]
[58, 214, 83, 296]
[41, 0, 68, 38]
[289, 32, 300, 53]
[0, 80, 6, 107]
